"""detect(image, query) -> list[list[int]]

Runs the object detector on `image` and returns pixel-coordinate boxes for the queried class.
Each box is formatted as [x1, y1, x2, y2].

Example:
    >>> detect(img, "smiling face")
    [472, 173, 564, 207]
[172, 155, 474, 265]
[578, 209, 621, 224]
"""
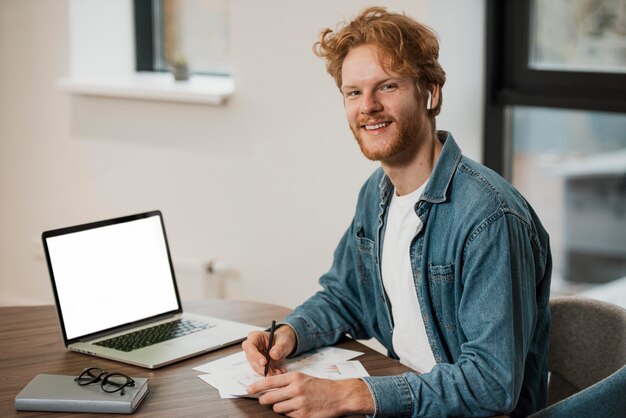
[341, 45, 431, 163]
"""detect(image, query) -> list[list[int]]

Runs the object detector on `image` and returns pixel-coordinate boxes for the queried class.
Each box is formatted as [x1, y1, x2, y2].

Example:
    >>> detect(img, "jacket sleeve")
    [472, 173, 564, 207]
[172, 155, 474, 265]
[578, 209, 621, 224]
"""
[284, 218, 375, 355]
[362, 211, 549, 417]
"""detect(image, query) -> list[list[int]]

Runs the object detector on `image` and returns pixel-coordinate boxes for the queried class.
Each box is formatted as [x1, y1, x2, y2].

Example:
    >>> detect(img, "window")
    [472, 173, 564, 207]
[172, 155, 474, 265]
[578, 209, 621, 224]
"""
[529, 0, 626, 73]
[485, 0, 626, 295]
[134, 0, 229, 76]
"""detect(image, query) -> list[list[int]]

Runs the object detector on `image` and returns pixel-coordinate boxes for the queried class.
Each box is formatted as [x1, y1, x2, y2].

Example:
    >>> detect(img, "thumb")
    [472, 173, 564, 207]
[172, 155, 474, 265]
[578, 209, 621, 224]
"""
[269, 329, 295, 360]
[269, 342, 287, 360]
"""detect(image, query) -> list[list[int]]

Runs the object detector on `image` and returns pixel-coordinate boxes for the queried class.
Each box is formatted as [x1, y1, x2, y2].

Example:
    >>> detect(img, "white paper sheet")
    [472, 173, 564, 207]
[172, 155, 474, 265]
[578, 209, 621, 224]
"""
[198, 360, 369, 398]
[195, 347, 368, 399]
[193, 346, 364, 374]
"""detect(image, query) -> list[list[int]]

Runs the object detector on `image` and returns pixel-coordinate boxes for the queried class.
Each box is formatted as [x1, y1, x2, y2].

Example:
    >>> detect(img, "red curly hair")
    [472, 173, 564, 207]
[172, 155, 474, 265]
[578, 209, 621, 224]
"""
[313, 6, 446, 117]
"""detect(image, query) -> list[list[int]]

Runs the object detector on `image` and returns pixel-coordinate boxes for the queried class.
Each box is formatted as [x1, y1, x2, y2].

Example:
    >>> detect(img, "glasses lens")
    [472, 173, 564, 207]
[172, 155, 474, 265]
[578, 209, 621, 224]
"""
[101, 373, 134, 394]
[76, 367, 105, 385]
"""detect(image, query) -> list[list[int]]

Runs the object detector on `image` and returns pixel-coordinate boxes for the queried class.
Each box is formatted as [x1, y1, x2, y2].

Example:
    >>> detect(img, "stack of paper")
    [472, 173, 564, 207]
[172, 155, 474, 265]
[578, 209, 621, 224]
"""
[194, 347, 368, 398]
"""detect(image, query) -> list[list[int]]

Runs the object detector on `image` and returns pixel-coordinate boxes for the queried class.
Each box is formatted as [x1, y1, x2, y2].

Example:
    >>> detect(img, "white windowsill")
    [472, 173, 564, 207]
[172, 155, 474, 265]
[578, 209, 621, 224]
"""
[57, 72, 234, 105]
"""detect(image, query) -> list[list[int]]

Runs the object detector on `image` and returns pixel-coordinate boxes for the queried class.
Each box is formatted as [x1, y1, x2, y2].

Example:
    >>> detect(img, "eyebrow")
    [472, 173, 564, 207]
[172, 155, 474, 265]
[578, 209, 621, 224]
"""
[340, 84, 359, 93]
[341, 78, 400, 93]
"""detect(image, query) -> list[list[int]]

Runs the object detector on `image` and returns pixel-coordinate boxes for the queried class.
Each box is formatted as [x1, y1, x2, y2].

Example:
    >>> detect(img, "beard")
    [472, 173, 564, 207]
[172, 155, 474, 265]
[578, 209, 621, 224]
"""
[350, 111, 420, 162]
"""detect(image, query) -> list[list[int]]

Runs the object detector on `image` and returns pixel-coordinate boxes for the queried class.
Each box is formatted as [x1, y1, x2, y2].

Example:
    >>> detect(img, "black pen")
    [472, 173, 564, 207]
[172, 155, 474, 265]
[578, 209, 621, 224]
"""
[264, 320, 276, 377]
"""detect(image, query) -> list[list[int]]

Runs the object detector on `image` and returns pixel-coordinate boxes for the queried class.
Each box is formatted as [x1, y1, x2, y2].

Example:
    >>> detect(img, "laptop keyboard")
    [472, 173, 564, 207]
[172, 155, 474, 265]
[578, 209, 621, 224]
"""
[94, 319, 215, 352]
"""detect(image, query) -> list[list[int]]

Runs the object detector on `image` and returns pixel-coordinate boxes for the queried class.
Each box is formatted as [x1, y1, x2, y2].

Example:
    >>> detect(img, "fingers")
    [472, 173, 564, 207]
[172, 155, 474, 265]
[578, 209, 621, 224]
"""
[242, 326, 296, 375]
[255, 375, 361, 418]
[242, 331, 269, 375]
[265, 327, 296, 375]
[252, 373, 313, 416]
[271, 398, 300, 416]
[248, 371, 297, 396]
[250, 374, 369, 417]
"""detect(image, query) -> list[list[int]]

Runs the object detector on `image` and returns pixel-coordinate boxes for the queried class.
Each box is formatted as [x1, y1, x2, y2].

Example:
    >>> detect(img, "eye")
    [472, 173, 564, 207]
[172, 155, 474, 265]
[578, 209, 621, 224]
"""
[344, 90, 361, 98]
[380, 83, 397, 92]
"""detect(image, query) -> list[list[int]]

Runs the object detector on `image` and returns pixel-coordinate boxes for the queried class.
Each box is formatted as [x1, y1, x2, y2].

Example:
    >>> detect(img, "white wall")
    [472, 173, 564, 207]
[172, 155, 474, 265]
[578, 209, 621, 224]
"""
[0, 0, 485, 307]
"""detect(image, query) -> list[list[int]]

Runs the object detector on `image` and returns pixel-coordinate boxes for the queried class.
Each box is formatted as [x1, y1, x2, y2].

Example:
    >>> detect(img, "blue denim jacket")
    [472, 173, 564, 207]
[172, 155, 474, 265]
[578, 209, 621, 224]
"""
[284, 132, 552, 417]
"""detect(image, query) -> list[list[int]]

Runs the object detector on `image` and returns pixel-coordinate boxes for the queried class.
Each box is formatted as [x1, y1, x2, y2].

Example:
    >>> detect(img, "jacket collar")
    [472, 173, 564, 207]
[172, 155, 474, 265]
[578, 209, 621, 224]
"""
[378, 131, 462, 204]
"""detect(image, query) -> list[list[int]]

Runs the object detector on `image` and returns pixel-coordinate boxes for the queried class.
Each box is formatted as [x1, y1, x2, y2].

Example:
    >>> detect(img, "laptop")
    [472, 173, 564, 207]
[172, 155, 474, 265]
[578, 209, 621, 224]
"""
[42, 210, 261, 369]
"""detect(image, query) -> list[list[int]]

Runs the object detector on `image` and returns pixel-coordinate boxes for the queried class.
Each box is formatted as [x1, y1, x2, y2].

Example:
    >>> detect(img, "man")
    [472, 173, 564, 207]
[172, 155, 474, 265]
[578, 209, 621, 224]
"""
[243, 7, 552, 417]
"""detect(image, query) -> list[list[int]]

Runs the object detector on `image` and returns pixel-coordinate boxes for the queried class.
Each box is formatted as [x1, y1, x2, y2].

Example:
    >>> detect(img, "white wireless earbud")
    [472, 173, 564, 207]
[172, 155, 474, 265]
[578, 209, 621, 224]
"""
[426, 91, 432, 110]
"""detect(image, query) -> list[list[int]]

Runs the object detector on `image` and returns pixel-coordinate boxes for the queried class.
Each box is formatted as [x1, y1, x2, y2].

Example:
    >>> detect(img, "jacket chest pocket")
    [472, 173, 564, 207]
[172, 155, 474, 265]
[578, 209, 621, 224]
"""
[355, 235, 377, 287]
[428, 262, 458, 334]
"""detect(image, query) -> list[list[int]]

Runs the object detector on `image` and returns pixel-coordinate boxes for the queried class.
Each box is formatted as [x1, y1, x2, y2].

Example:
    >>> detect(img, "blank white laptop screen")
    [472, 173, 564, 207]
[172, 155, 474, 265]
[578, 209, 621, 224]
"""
[45, 215, 179, 340]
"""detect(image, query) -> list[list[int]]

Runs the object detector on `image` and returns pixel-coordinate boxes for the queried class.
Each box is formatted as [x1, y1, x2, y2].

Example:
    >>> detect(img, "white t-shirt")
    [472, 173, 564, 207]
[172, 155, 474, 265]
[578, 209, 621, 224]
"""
[381, 180, 437, 373]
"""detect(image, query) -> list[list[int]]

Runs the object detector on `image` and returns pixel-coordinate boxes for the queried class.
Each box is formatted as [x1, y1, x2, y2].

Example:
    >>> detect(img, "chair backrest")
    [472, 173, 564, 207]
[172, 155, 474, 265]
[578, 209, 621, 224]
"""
[547, 296, 626, 405]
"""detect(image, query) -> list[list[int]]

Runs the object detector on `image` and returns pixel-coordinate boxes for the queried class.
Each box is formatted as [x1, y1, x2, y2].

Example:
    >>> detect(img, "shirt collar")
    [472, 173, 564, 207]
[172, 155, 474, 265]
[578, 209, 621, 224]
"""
[379, 131, 462, 205]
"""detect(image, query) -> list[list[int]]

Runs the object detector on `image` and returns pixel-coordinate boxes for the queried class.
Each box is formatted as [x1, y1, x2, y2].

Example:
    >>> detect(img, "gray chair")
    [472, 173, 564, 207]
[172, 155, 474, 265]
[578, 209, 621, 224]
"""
[530, 296, 626, 417]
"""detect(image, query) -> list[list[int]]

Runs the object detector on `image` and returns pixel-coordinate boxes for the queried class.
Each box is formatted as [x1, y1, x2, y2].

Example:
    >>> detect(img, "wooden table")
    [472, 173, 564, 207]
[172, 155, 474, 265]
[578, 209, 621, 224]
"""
[0, 299, 412, 417]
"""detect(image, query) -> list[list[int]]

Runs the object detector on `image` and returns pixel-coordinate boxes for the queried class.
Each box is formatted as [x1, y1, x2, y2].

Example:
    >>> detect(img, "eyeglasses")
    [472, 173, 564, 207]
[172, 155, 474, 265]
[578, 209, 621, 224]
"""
[74, 367, 135, 396]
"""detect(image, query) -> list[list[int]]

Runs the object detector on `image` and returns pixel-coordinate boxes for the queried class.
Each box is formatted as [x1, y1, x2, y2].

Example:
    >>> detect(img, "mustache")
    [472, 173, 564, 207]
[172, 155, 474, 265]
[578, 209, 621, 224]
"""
[356, 114, 396, 126]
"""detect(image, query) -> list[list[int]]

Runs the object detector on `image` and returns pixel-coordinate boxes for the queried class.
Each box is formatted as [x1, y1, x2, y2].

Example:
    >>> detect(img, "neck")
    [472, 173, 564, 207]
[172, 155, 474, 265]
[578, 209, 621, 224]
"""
[381, 130, 442, 196]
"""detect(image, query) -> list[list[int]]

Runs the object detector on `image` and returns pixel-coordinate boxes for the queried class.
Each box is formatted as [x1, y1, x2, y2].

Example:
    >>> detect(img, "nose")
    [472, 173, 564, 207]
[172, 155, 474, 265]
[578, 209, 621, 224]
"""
[361, 92, 383, 115]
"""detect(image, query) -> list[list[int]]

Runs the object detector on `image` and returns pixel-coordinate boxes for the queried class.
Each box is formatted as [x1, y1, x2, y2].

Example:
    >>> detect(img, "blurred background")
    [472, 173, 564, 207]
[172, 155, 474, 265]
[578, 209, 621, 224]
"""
[0, 0, 624, 309]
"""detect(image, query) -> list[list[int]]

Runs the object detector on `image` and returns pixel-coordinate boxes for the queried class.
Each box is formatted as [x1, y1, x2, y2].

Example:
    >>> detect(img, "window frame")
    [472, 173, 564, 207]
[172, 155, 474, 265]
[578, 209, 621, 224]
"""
[483, 0, 626, 177]
[134, 0, 157, 72]
[133, 0, 230, 76]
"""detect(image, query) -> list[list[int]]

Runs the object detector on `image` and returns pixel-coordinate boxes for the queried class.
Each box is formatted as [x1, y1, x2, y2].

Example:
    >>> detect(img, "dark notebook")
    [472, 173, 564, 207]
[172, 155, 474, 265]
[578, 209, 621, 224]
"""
[15, 374, 149, 414]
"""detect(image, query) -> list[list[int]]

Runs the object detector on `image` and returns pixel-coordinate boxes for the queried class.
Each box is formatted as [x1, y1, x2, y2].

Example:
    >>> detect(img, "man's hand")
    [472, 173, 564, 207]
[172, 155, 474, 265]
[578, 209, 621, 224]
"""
[248, 373, 375, 417]
[242, 325, 297, 376]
